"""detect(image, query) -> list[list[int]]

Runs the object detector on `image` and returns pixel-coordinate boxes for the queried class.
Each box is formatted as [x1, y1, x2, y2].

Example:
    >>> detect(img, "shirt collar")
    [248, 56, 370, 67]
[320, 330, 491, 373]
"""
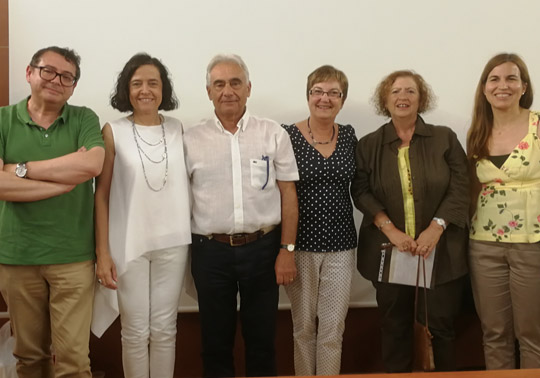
[382, 115, 431, 145]
[16, 96, 69, 127]
[212, 109, 250, 133]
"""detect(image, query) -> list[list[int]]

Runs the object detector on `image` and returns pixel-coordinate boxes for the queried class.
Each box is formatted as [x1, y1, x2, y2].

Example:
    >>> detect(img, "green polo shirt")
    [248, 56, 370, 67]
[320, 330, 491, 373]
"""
[0, 98, 104, 265]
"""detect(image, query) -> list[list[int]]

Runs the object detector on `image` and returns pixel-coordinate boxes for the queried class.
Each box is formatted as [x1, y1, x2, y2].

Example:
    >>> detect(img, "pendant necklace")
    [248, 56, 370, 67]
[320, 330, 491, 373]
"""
[307, 117, 335, 146]
[131, 115, 168, 192]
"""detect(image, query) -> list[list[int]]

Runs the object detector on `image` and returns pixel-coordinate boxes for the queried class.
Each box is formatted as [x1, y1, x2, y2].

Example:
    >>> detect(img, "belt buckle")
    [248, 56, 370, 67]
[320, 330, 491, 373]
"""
[229, 234, 245, 247]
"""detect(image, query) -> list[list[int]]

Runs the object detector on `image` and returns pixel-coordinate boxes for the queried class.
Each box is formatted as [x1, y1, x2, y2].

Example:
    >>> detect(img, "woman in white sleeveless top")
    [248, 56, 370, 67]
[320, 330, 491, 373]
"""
[93, 53, 191, 378]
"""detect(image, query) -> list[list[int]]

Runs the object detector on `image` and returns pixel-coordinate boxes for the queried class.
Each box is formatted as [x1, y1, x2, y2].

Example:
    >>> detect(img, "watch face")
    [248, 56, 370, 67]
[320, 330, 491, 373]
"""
[15, 164, 27, 178]
[287, 244, 295, 252]
[434, 218, 445, 229]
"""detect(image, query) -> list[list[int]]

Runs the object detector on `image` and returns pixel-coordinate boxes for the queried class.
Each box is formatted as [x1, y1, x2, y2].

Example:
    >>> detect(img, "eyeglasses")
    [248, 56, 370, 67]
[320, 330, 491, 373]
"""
[31, 65, 77, 87]
[309, 88, 342, 99]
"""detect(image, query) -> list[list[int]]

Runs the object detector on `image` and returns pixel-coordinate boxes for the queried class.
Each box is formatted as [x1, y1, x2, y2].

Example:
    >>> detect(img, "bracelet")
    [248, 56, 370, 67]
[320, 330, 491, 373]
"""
[378, 219, 392, 230]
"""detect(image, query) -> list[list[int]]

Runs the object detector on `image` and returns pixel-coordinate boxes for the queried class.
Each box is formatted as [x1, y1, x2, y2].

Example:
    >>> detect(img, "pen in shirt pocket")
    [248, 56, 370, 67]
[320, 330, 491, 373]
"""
[261, 155, 269, 190]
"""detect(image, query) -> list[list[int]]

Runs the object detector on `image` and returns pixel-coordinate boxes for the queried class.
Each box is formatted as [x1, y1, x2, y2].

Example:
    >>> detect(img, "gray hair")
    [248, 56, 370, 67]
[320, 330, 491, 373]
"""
[206, 53, 250, 87]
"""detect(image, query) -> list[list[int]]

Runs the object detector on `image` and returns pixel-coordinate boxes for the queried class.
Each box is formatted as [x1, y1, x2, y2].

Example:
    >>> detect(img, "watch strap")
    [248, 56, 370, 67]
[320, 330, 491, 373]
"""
[280, 243, 295, 252]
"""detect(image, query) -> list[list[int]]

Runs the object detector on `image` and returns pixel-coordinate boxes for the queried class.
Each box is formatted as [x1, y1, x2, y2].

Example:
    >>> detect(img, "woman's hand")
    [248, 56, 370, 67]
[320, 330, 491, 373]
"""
[385, 227, 418, 254]
[96, 252, 118, 290]
[415, 220, 444, 258]
[374, 211, 417, 253]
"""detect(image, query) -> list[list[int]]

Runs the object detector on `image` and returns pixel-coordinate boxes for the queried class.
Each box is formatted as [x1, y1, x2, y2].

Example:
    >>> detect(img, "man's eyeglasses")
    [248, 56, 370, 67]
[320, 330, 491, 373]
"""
[31, 65, 77, 87]
[309, 88, 343, 99]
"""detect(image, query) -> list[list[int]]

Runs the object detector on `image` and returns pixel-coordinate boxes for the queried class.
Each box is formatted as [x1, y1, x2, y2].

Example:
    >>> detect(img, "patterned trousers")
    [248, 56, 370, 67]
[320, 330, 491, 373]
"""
[285, 249, 355, 376]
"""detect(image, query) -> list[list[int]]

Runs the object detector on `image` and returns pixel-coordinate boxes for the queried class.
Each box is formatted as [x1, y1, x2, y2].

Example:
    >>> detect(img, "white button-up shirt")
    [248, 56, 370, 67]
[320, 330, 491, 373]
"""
[184, 111, 299, 235]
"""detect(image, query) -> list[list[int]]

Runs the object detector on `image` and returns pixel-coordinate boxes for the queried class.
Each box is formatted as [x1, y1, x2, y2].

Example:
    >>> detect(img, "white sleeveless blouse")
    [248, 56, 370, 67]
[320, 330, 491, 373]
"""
[108, 115, 191, 273]
[92, 115, 191, 337]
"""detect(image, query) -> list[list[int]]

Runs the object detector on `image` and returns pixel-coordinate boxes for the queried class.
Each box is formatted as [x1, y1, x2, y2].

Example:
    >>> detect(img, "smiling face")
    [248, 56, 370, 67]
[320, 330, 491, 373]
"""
[308, 80, 344, 121]
[483, 62, 526, 112]
[129, 64, 163, 116]
[26, 51, 77, 107]
[385, 76, 420, 121]
[207, 62, 251, 121]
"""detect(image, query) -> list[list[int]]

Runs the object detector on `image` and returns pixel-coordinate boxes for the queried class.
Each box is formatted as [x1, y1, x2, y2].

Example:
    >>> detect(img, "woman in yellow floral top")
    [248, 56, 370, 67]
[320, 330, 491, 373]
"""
[467, 53, 540, 370]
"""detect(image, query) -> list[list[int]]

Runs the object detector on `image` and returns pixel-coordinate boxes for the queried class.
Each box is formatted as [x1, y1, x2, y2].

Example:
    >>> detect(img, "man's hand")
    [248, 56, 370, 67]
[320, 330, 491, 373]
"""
[275, 249, 297, 286]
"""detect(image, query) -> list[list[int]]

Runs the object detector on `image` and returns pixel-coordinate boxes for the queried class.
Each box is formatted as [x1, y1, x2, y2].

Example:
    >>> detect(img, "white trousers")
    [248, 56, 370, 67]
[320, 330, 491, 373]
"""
[117, 245, 188, 378]
[285, 249, 355, 376]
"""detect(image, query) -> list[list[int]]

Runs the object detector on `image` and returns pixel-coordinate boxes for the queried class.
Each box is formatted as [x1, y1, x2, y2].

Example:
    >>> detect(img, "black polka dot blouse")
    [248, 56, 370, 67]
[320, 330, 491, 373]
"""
[283, 124, 358, 253]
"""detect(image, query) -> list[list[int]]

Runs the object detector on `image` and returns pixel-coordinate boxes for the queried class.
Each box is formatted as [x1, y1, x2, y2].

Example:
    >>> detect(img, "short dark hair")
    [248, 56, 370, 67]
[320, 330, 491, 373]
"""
[30, 46, 81, 81]
[110, 53, 179, 112]
[372, 70, 435, 118]
[306, 65, 349, 102]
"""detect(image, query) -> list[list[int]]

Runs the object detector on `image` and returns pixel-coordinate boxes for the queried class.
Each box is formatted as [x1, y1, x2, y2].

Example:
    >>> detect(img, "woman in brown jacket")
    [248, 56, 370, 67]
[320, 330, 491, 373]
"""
[351, 70, 469, 372]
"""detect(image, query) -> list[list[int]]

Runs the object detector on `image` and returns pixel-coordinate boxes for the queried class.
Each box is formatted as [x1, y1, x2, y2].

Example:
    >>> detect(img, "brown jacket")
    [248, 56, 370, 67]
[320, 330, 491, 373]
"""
[351, 117, 469, 285]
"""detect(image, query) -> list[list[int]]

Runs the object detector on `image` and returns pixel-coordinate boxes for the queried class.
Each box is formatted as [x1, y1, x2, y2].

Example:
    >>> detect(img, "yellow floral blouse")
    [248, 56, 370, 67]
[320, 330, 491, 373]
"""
[471, 111, 540, 242]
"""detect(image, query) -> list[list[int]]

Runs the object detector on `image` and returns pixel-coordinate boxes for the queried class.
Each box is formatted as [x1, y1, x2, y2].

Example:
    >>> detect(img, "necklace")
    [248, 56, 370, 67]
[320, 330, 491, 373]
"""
[307, 117, 336, 146]
[131, 115, 168, 192]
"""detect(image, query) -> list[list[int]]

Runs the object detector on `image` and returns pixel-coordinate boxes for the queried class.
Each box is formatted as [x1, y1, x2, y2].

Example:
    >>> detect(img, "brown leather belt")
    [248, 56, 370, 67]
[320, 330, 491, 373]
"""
[210, 225, 277, 247]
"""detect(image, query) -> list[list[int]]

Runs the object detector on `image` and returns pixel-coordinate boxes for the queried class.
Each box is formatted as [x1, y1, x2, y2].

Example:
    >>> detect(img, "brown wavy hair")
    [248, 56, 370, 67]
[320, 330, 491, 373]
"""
[466, 53, 533, 160]
[371, 70, 435, 118]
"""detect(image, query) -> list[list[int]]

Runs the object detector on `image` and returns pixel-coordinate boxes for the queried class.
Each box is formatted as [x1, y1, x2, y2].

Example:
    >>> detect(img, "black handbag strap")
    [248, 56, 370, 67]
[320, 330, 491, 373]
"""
[414, 256, 429, 329]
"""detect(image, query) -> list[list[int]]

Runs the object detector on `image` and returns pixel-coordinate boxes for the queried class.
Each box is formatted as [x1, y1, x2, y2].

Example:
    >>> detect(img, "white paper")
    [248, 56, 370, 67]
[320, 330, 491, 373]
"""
[387, 246, 435, 288]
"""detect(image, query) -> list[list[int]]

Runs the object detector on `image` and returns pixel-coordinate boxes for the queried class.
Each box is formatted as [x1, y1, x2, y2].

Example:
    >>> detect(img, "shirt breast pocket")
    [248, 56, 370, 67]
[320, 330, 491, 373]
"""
[250, 157, 275, 190]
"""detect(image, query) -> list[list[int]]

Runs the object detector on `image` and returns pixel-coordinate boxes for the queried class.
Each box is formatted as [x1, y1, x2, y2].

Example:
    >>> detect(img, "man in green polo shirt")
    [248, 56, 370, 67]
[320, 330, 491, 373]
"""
[0, 46, 105, 378]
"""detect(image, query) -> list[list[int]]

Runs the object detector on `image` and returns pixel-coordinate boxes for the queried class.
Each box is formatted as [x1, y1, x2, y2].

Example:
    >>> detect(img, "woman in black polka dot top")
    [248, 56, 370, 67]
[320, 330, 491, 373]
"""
[282, 65, 357, 376]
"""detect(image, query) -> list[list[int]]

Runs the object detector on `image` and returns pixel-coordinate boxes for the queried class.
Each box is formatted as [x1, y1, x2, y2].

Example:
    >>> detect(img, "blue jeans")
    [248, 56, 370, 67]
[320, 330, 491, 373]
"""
[191, 229, 280, 377]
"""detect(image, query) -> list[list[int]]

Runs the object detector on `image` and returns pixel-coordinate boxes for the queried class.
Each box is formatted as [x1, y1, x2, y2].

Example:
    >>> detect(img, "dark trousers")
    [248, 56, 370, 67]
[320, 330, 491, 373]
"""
[191, 229, 280, 377]
[373, 276, 465, 373]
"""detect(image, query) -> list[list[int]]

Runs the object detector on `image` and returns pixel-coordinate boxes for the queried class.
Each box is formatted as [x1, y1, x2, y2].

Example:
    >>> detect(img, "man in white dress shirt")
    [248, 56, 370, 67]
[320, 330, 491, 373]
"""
[184, 53, 299, 377]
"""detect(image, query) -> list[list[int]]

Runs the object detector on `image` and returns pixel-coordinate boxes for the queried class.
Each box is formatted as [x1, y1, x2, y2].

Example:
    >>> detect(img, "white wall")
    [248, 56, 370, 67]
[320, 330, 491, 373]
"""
[9, 0, 540, 309]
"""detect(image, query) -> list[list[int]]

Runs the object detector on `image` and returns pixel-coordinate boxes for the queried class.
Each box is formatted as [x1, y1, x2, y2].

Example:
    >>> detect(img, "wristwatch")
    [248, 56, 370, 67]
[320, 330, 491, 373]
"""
[15, 162, 28, 178]
[280, 244, 295, 252]
[433, 217, 447, 230]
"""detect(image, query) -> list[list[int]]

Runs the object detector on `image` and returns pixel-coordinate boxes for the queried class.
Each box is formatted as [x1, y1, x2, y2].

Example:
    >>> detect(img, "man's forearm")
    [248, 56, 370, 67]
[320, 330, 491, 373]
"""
[24, 146, 105, 185]
[275, 180, 298, 285]
[0, 171, 74, 202]
[278, 180, 298, 243]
